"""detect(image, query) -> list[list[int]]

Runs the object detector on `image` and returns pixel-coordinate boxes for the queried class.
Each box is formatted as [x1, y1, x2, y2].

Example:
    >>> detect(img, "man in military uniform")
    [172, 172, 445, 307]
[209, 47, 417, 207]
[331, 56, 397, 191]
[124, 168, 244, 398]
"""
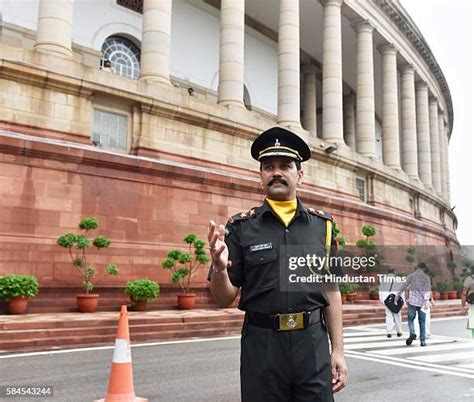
[208, 126, 347, 401]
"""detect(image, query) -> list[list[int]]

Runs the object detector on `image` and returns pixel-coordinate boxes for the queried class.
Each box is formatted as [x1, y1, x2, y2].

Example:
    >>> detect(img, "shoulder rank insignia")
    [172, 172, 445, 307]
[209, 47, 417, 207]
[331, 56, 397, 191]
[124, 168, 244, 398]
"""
[230, 208, 257, 222]
[307, 207, 333, 221]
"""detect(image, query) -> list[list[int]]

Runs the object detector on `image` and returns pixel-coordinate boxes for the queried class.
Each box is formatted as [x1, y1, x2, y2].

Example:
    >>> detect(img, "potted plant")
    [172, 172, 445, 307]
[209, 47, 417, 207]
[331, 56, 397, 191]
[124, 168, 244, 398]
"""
[57, 217, 119, 313]
[436, 282, 450, 300]
[452, 280, 464, 299]
[369, 286, 379, 301]
[406, 246, 417, 267]
[356, 225, 379, 274]
[449, 277, 464, 299]
[162, 233, 210, 309]
[125, 279, 160, 311]
[339, 283, 351, 304]
[0, 275, 39, 314]
[346, 283, 359, 303]
[332, 221, 346, 247]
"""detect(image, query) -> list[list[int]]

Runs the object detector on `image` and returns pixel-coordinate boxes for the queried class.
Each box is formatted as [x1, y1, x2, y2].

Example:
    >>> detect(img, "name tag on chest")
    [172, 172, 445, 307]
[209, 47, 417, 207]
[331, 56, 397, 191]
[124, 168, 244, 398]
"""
[250, 243, 272, 252]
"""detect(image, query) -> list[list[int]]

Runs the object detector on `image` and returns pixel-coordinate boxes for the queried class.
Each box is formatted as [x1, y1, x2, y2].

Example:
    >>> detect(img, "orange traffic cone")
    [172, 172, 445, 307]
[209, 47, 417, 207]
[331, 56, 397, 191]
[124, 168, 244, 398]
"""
[95, 305, 148, 402]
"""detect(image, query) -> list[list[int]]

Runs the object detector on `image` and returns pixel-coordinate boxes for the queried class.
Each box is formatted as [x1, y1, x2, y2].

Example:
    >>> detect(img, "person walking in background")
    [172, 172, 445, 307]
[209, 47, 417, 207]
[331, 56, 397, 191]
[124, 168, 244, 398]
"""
[397, 262, 431, 346]
[462, 266, 474, 339]
[417, 293, 434, 338]
[379, 268, 404, 338]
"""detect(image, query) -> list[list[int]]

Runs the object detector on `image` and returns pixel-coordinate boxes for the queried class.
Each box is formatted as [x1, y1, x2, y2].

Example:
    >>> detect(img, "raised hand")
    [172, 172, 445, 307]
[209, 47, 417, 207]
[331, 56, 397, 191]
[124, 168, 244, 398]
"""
[207, 220, 229, 272]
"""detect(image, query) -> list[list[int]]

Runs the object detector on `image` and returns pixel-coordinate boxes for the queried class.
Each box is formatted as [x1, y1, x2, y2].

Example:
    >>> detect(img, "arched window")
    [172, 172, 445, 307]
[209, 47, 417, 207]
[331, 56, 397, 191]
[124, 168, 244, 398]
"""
[101, 36, 140, 79]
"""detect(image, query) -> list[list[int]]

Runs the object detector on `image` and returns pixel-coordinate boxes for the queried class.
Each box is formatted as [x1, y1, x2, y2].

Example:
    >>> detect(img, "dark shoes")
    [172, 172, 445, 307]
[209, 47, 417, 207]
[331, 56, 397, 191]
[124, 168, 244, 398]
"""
[406, 333, 417, 346]
[420, 340, 427, 346]
[387, 334, 392, 338]
[397, 333, 403, 337]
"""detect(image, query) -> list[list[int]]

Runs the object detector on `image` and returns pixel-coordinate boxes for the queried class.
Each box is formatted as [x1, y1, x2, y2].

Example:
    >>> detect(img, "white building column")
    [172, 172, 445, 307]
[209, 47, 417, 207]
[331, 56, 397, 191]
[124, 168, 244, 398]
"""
[34, 0, 74, 57]
[400, 65, 419, 179]
[438, 110, 448, 200]
[139, 0, 172, 85]
[354, 20, 376, 157]
[218, 0, 245, 107]
[343, 92, 356, 150]
[302, 65, 318, 136]
[379, 44, 400, 169]
[415, 82, 432, 187]
[320, 0, 344, 143]
[444, 122, 451, 204]
[429, 97, 442, 193]
[277, 0, 301, 127]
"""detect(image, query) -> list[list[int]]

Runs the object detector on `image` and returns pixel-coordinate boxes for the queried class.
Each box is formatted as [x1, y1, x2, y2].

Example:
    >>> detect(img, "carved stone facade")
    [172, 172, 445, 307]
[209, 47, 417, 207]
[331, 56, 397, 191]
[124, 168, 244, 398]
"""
[0, 0, 458, 298]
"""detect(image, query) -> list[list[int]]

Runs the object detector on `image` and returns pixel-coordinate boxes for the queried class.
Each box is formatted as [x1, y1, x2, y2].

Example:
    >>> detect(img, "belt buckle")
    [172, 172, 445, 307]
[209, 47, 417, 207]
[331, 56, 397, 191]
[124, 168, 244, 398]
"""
[277, 312, 305, 331]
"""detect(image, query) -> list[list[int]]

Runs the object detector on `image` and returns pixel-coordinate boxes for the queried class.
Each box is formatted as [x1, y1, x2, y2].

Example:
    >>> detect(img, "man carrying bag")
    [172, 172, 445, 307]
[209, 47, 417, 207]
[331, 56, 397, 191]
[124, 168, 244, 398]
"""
[379, 268, 404, 338]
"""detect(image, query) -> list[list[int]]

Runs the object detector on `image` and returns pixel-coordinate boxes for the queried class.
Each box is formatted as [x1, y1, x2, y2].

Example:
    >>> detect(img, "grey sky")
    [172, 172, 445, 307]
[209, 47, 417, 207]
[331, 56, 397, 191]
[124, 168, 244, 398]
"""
[400, 0, 474, 245]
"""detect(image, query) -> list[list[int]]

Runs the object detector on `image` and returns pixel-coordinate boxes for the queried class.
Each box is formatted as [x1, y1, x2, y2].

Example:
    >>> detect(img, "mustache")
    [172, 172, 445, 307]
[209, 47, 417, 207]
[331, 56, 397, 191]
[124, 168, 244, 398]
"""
[268, 178, 288, 186]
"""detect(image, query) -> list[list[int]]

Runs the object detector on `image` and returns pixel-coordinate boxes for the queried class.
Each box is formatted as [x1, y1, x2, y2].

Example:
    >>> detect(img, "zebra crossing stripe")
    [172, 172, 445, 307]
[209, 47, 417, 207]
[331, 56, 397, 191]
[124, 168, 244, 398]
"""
[345, 352, 474, 379]
[373, 341, 474, 356]
[344, 335, 406, 343]
[346, 350, 474, 376]
[458, 363, 474, 369]
[408, 351, 474, 363]
[345, 337, 452, 350]
[343, 332, 384, 338]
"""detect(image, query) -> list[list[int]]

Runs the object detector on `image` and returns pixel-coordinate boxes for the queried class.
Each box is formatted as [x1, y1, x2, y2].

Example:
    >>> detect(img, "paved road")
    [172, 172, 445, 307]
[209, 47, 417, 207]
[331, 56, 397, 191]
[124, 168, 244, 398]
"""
[0, 317, 472, 401]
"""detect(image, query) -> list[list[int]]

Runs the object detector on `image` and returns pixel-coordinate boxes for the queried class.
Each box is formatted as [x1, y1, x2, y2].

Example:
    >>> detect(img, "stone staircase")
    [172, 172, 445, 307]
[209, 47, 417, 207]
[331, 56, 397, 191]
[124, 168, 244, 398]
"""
[0, 300, 464, 354]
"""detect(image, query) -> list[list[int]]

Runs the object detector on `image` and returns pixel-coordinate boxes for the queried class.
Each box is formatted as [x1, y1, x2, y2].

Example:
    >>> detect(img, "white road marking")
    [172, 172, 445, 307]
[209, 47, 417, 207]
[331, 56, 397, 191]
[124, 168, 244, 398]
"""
[347, 350, 474, 374]
[373, 341, 474, 355]
[344, 335, 404, 343]
[345, 352, 474, 379]
[408, 351, 474, 363]
[458, 363, 474, 369]
[343, 331, 385, 338]
[0, 335, 241, 359]
[345, 337, 452, 350]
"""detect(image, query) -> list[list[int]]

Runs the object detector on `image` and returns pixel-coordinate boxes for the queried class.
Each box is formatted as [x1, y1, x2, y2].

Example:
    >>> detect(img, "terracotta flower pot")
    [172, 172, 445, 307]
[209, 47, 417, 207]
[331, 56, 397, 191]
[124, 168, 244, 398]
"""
[177, 293, 196, 310]
[76, 294, 99, 313]
[432, 291, 440, 300]
[341, 293, 347, 304]
[457, 291, 463, 299]
[440, 292, 449, 300]
[346, 292, 357, 303]
[131, 300, 148, 311]
[8, 296, 29, 314]
[369, 293, 379, 301]
[448, 291, 457, 300]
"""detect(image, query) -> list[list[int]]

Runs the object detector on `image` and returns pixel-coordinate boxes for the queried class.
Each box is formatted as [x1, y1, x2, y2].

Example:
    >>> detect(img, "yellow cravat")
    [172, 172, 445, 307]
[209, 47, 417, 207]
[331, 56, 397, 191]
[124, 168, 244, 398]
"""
[266, 198, 297, 227]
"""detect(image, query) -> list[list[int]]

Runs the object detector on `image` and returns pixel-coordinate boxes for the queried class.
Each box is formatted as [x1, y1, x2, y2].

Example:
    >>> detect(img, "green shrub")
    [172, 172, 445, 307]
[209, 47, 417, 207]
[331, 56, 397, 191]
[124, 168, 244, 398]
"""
[57, 217, 119, 293]
[369, 286, 379, 295]
[125, 279, 160, 302]
[436, 282, 449, 292]
[339, 283, 351, 295]
[362, 225, 376, 237]
[452, 281, 463, 292]
[339, 283, 358, 294]
[348, 283, 359, 293]
[0, 275, 39, 300]
[162, 233, 210, 293]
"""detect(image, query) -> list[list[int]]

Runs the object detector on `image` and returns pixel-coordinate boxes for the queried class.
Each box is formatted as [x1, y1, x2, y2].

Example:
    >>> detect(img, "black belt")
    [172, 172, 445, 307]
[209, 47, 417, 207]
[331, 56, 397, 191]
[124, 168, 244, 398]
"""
[246, 309, 322, 331]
